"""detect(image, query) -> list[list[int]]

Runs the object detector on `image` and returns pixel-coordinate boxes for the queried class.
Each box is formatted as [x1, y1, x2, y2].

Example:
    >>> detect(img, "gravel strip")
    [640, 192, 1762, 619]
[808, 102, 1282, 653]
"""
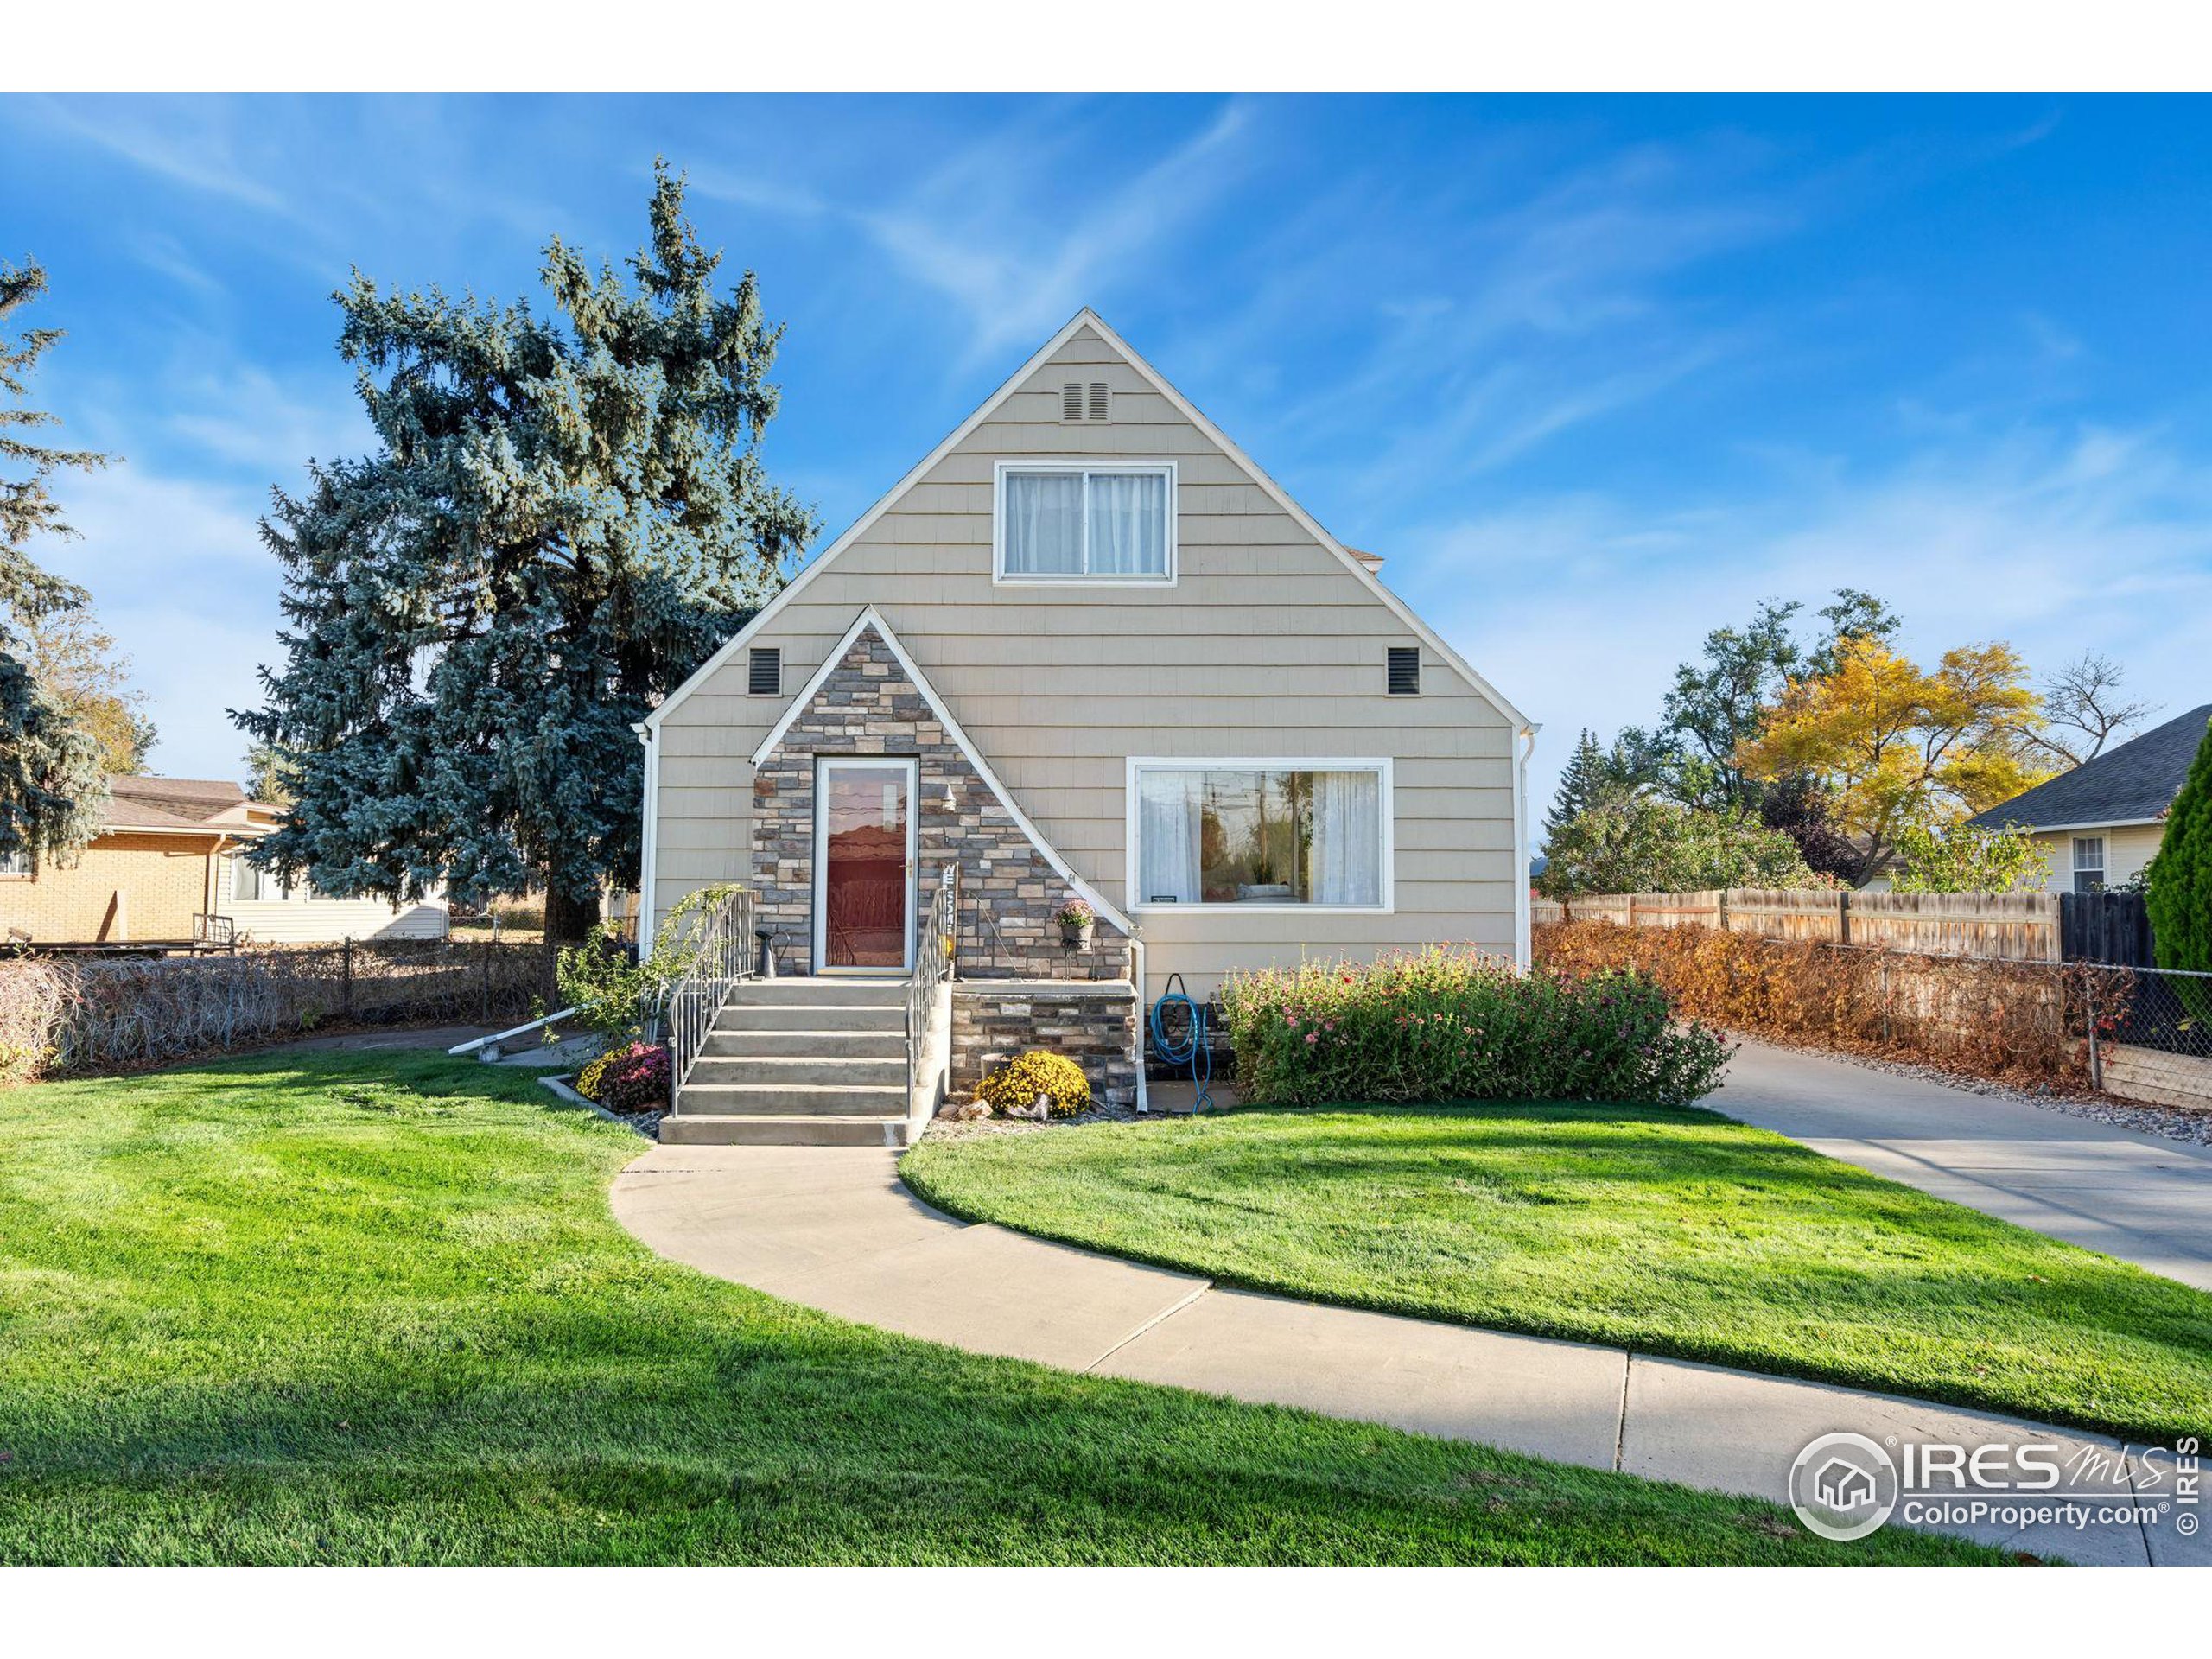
[1718, 1030, 2212, 1147]
[920, 1099, 1152, 1143]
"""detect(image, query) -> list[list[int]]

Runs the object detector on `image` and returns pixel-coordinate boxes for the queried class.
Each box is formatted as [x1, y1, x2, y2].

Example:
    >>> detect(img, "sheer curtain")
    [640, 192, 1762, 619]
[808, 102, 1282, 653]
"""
[1004, 470, 1083, 575]
[1137, 769, 1204, 903]
[1310, 770, 1382, 906]
[1087, 471, 1166, 576]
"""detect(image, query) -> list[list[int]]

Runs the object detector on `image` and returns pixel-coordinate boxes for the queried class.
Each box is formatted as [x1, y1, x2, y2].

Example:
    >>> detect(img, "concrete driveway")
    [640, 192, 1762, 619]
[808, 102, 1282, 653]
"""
[1715, 1040, 2212, 1291]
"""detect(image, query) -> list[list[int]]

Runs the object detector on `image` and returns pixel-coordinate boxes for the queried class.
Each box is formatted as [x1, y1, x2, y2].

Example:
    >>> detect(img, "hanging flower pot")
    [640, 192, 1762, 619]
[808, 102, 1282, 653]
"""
[1055, 898, 1096, 950]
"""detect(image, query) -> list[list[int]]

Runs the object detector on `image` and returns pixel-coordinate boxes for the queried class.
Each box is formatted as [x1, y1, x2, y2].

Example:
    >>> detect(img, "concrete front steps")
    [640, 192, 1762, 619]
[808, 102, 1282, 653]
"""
[660, 978, 920, 1147]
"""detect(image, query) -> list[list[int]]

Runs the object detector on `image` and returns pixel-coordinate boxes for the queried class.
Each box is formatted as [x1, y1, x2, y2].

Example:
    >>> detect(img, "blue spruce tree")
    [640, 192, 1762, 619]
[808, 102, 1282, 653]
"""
[236, 164, 816, 941]
[0, 258, 111, 867]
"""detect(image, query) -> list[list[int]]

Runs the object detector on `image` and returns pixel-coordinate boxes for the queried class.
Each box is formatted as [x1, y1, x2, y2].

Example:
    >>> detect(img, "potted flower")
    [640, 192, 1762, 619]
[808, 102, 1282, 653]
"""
[1055, 898, 1096, 950]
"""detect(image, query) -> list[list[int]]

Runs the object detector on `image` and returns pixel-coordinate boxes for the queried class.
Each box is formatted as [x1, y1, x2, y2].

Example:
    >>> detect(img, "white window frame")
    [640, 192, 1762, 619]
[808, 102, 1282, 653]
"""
[0, 849, 31, 879]
[2072, 836, 2107, 895]
[993, 458, 1178, 587]
[811, 755, 919, 976]
[1123, 756, 1394, 915]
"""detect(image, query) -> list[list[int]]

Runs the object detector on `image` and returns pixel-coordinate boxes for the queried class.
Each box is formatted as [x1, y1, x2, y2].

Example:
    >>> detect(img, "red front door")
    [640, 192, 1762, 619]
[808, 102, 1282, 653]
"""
[818, 760, 913, 971]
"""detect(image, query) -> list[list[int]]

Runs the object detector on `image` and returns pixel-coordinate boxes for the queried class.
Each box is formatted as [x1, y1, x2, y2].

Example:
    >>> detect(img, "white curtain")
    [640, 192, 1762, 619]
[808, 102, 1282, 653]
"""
[1088, 471, 1166, 576]
[1004, 470, 1083, 575]
[1137, 769, 1204, 903]
[1311, 770, 1382, 906]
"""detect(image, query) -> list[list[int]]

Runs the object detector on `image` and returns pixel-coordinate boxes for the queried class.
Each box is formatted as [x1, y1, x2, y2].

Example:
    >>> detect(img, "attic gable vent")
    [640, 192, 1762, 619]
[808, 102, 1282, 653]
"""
[1387, 646, 1421, 696]
[747, 645, 782, 696]
[1061, 380, 1111, 423]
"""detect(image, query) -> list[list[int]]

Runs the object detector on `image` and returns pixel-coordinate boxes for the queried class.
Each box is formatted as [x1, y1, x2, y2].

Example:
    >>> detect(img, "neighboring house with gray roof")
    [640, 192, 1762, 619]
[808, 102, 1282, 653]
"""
[1968, 703, 2212, 893]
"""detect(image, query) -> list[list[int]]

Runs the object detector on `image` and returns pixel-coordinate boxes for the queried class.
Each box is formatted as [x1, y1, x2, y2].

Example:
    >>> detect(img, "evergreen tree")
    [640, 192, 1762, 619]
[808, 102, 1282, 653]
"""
[2146, 711, 2212, 1011]
[235, 165, 816, 941]
[1543, 728, 1657, 850]
[0, 258, 112, 865]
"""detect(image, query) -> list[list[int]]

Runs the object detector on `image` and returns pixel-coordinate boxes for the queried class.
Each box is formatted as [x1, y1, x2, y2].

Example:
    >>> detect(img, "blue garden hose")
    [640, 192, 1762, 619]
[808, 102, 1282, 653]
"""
[1149, 972, 1212, 1112]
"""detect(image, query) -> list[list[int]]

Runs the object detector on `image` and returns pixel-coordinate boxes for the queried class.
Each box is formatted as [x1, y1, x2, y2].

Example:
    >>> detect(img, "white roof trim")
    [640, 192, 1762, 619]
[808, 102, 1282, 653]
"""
[647, 306, 1533, 735]
[2000, 817, 2168, 835]
[750, 605, 1135, 937]
[1079, 310, 1534, 733]
[647, 309, 1104, 733]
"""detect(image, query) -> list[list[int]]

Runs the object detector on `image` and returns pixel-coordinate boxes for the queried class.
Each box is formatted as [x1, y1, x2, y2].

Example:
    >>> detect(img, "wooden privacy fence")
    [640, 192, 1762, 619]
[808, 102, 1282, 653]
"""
[1529, 888, 2062, 962]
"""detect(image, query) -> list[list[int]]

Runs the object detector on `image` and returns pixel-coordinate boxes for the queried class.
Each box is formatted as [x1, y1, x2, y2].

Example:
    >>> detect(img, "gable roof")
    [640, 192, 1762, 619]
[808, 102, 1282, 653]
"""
[647, 308, 1533, 735]
[753, 607, 1134, 935]
[93, 775, 276, 837]
[1968, 703, 2212, 832]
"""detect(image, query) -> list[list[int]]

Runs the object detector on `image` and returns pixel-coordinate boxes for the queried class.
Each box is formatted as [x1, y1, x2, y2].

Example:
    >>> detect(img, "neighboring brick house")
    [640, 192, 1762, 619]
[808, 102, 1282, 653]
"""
[638, 309, 1535, 1136]
[0, 776, 448, 947]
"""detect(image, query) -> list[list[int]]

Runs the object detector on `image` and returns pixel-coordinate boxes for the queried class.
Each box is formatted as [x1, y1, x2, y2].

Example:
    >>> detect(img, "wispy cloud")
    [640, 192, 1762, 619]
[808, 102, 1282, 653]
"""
[16, 95, 300, 218]
[1414, 418, 2212, 812]
[696, 99, 1257, 360]
[41, 466, 276, 779]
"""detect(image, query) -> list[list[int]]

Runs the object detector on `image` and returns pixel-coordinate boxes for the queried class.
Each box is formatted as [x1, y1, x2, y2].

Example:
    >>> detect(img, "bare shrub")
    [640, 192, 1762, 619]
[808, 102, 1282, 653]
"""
[0, 941, 556, 1082]
[1534, 920, 2092, 1089]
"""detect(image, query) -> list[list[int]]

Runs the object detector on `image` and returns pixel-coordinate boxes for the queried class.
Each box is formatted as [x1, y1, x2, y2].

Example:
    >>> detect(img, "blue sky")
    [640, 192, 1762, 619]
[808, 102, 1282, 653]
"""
[5, 92, 2209, 815]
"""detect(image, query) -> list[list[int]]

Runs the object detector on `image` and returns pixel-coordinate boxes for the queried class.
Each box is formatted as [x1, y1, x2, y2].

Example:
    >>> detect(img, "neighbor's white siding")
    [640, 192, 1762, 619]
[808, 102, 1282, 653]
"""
[2029, 823, 2167, 893]
[653, 323, 1519, 997]
[216, 856, 448, 944]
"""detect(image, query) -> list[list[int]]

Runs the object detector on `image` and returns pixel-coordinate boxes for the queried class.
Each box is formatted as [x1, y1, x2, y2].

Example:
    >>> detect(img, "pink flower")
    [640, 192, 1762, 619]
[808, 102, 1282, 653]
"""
[1305, 1031, 1319, 1045]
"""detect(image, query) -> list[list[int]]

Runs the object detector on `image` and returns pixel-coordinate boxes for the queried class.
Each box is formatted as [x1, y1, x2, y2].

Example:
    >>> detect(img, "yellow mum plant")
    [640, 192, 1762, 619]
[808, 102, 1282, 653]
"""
[974, 1050, 1091, 1117]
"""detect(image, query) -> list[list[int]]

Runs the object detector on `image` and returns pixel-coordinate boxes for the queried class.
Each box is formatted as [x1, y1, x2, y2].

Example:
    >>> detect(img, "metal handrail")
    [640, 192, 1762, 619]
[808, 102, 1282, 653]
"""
[654, 887, 758, 1111]
[906, 866, 957, 1097]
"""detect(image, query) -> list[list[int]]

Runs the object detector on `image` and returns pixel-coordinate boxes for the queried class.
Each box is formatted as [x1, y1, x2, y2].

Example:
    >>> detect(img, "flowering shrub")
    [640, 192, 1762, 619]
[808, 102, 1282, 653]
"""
[1218, 947, 1731, 1108]
[1054, 899, 1096, 928]
[975, 1049, 1092, 1116]
[582, 1041, 671, 1113]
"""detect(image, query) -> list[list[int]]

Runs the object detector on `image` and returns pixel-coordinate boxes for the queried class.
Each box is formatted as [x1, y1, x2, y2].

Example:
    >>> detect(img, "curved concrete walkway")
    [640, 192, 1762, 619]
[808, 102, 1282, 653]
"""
[613, 1141, 2200, 1566]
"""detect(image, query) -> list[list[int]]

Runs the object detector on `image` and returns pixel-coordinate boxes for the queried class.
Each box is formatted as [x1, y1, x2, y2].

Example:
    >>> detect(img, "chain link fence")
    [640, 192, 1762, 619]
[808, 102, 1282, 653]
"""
[2077, 960, 2212, 1111]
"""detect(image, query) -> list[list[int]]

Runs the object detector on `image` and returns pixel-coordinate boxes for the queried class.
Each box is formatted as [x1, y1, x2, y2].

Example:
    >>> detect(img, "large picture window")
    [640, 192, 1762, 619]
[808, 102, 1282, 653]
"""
[996, 461, 1174, 582]
[1128, 760, 1389, 910]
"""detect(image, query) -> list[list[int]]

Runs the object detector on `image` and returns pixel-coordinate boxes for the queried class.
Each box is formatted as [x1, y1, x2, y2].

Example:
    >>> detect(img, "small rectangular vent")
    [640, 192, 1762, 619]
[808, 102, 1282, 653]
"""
[1061, 380, 1112, 422]
[1387, 646, 1421, 696]
[747, 645, 781, 696]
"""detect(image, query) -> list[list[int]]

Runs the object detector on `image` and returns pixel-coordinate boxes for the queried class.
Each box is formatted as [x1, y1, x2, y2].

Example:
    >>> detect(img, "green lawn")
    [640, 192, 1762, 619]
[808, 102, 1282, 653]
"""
[0, 1052, 1999, 1565]
[904, 1106, 2212, 1446]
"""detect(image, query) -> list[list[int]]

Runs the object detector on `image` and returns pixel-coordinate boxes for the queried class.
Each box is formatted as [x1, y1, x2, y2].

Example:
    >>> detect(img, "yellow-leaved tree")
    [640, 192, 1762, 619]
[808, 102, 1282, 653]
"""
[1736, 636, 2050, 887]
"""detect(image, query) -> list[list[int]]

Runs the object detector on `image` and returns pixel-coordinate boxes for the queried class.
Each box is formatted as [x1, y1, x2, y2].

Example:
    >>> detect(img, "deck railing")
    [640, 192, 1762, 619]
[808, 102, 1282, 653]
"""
[906, 866, 957, 1098]
[654, 887, 758, 1111]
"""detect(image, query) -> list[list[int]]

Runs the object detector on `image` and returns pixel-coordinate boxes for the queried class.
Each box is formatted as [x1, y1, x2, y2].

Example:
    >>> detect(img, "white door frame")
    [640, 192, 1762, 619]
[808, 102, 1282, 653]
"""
[811, 755, 918, 976]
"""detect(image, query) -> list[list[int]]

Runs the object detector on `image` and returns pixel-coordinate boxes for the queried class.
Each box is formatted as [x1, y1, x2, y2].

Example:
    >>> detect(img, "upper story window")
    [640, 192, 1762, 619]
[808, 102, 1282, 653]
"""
[995, 460, 1176, 585]
[0, 849, 30, 878]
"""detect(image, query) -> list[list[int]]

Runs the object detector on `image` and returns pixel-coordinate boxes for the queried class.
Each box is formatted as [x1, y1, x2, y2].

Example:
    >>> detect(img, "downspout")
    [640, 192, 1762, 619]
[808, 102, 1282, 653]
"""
[1130, 931, 1149, 1115]
[632, 721, 658, 944]
[1515, 725, 1539, 971]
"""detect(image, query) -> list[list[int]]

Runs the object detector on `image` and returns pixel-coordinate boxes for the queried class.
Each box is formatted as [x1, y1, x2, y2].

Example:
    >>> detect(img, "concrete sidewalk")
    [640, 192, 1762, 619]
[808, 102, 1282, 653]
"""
[1716, 1040, 2212, 1290]
[613, 1142, 2202, 1566]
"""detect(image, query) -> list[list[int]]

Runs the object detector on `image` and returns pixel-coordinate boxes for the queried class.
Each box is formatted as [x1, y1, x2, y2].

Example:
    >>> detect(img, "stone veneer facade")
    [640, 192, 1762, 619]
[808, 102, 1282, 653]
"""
[751, 622, 1131, 982]
[950, 982, 1140, 1109]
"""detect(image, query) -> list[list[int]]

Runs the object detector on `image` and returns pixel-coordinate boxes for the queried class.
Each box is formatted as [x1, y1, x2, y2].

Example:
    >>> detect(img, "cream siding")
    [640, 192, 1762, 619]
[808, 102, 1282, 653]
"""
[2029, 823, 2168, 893]
[652, 322, 1520, 997]
[217, 855, 449, 944]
